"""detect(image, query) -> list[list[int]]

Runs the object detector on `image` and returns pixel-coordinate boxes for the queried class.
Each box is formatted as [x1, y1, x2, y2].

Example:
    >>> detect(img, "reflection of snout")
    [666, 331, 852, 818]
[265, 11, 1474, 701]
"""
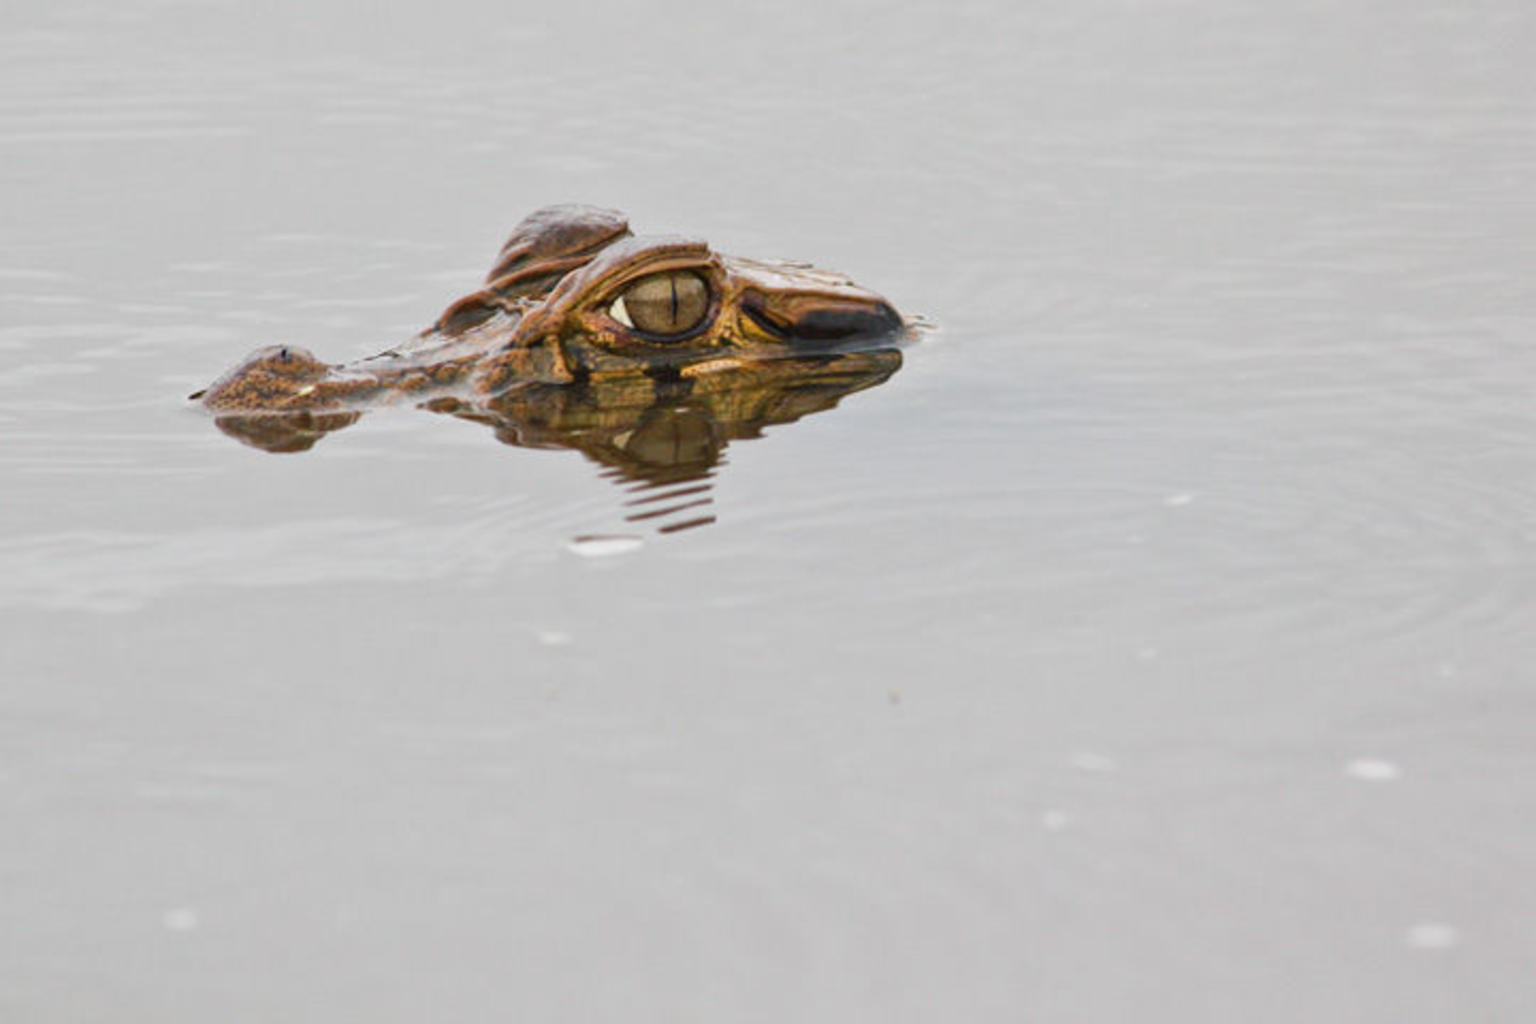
[212, 410, 362, 453]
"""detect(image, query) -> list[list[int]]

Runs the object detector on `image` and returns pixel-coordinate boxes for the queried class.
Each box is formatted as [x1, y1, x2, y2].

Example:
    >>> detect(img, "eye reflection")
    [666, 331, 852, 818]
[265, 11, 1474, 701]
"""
[609, 271, 710, 337]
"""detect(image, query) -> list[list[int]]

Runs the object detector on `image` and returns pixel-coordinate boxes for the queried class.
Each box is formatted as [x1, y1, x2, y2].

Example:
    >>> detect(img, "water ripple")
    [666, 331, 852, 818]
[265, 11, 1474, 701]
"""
[0, 511, 592, 613]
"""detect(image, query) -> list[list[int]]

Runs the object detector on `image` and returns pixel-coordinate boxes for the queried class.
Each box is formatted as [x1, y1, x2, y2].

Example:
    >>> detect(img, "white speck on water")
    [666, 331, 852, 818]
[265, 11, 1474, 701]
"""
[1071, 752, 1118, 773]
[1344, 758, 1402, 782]
[1040, 810, 1070, 832]
[1405, 923, 1460, 950]
[1162, 492, 1196, 508]
[565, 535, 643, 558]
[162, 908, 200, 932]
[537, 630, 572, 646]
[1136, 646, 1159, 662]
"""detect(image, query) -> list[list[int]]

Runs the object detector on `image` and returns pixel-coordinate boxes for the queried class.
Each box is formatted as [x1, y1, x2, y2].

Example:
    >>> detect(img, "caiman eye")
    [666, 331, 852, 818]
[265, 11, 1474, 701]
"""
[608, 271, 710, 337]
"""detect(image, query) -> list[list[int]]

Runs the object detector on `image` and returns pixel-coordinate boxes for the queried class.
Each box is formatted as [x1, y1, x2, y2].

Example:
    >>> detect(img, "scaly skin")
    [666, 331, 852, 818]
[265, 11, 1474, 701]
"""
[195, 204, 907, 413]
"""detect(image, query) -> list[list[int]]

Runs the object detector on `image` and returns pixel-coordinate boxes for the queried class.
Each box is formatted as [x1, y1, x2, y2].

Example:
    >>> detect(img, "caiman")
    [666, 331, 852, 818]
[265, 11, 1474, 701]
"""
[194, 205, 909, 525]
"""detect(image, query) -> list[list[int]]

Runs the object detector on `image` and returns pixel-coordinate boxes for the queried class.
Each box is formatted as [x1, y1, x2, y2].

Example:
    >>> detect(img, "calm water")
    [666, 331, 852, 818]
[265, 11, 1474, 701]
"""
[4, 0, 1535, 1020]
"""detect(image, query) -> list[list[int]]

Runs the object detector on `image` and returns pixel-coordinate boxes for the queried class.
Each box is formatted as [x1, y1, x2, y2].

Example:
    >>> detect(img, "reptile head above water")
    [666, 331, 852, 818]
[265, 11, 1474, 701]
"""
[194, 205, 910, 532]
[195, 204, 908, 413]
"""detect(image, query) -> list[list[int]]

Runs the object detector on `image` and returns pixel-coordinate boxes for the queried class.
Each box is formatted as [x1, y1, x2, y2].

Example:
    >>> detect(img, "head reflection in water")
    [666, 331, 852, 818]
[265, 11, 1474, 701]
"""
[194, 205, 910, 533]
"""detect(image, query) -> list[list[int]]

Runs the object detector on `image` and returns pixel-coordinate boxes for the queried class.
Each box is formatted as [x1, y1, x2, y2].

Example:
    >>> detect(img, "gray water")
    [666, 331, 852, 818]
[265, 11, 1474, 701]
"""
[4, 0, 1535, 1020]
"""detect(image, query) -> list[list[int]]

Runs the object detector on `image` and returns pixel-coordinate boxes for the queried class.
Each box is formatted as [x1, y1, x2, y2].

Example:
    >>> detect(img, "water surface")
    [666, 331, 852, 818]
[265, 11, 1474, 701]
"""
[3, 1, 1535, 1020]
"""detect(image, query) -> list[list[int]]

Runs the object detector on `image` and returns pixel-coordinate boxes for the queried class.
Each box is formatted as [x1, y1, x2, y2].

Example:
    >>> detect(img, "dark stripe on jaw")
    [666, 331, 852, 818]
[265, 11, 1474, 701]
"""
[740, 294, 903, 348]
[790, 303, 903, 343]
[643, 363, 684, 384]
[741, 300, 792, 340]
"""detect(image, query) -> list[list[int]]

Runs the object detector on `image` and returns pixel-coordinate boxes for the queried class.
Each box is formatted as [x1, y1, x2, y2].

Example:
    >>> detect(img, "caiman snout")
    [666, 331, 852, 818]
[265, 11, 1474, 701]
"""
[740, 289, 904, 348]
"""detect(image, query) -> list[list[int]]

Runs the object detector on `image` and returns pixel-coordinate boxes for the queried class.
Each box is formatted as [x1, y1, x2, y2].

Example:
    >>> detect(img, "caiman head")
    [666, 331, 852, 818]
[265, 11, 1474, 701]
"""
[197, 204, 908, 411]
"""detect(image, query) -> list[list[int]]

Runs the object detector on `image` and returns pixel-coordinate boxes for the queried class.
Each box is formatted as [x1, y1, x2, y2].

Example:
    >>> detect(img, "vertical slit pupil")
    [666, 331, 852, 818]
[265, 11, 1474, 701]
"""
[619, 271, 710, 337]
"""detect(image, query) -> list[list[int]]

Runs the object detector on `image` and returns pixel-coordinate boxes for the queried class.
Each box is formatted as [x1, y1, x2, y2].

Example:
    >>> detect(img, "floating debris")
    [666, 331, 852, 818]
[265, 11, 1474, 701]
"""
[1404, 923, 1460, 950]
[1071, 752, 1118, 773]
[1344, 758, 1402, 782]
[566, 535, 643, 558]
[161, 908, 200, 932]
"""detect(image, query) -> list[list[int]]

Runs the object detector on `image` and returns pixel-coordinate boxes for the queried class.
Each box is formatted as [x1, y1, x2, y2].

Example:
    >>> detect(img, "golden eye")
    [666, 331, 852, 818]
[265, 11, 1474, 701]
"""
[609, 271, 710, 337]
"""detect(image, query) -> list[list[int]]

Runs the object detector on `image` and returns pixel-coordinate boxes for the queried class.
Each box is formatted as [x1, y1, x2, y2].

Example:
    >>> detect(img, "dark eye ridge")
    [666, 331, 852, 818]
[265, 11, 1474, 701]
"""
[611, 271, 710, 337]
